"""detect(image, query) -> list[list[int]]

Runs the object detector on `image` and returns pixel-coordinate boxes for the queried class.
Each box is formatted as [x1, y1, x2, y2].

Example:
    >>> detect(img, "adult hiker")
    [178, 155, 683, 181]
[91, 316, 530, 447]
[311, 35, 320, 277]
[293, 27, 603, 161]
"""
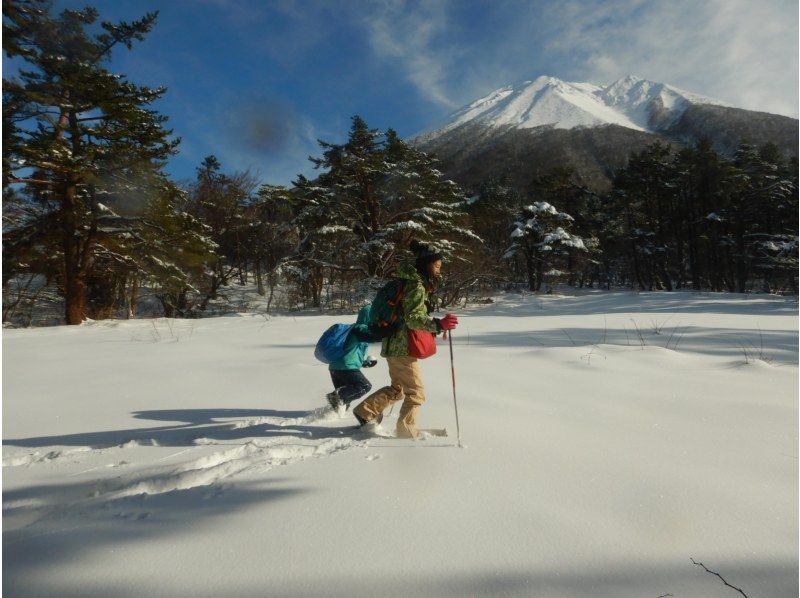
[325, 303, 377, 412]
[353, 240, 458, 438]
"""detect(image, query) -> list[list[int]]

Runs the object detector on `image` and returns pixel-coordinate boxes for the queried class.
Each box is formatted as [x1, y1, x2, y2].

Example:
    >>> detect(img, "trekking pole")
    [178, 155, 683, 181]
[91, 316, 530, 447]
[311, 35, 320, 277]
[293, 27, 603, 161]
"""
[446, 330, 463, 448]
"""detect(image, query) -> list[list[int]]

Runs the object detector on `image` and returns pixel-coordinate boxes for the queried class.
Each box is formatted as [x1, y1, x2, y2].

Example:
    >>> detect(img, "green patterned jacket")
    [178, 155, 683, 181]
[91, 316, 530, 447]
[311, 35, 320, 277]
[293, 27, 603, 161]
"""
[381, 263, 440, 358]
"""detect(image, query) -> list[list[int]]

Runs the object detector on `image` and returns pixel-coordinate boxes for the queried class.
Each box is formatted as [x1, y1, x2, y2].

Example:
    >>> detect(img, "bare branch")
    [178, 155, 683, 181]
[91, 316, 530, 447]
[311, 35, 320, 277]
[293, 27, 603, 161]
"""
[690, 558, 748, 597]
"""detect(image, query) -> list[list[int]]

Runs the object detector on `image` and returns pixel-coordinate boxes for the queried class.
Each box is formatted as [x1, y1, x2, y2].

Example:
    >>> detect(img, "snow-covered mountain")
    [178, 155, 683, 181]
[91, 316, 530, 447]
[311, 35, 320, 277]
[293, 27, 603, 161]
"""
[412, 74, 797, 190]
[415, 75, 728, 142]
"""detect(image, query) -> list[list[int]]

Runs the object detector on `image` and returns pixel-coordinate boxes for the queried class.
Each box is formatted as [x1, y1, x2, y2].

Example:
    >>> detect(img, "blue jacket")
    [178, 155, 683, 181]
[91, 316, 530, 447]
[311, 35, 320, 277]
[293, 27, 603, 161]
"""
[329, 305, 372, 371]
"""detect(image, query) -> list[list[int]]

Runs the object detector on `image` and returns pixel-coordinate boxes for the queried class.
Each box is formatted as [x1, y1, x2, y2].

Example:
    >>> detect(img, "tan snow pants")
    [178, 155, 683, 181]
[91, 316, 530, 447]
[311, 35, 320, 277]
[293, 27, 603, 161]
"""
[353, 356, 425, 438]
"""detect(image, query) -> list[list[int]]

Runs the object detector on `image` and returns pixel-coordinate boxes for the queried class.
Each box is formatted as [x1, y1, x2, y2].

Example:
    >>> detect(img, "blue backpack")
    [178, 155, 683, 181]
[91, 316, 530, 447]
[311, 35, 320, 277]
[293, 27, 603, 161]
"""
[314, 323, 354, 364]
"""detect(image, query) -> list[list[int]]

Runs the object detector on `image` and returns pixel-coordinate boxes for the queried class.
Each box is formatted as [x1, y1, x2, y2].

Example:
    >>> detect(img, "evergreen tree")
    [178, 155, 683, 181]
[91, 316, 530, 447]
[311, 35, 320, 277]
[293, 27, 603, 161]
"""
[290, 116, 480, 306]
[3, 2, 178, 323]
[528, 168, 601, 288]
[728, 143, 798, 292]
[186, 156, 259, 310]
[598, 139, 797, 294]
[672, 138, 734, 290]
[464, 176, 524, 286]
[290, 173, 346, 307]
[607, 143, 677, 290]
[247, 184, 297, 309]
[140, 181, 217, 318]
[505, 201, 586, 292]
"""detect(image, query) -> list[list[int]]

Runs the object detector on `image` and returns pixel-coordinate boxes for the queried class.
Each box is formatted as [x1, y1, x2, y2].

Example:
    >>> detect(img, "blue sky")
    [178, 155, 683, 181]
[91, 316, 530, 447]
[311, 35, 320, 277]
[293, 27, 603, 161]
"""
[7, 0, 798, 186]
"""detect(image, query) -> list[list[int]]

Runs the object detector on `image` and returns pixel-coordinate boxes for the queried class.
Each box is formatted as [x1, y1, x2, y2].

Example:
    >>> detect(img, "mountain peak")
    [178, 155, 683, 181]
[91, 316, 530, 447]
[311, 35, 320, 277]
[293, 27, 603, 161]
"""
[613, 74, 645, 85]
[526, 75, 562, 86]
[414, 75, 728, 141]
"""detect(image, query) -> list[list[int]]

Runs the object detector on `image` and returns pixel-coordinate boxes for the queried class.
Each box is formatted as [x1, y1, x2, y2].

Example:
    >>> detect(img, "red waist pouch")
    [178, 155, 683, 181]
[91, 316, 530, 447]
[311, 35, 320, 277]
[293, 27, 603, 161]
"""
[408, 329, 437, 359]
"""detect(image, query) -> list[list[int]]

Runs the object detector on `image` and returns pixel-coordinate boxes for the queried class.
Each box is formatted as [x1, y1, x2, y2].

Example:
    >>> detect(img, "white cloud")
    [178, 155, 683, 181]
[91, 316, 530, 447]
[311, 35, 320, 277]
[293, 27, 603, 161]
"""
[538, 0, 798, 116]
[372, 0, 797, 118]
[363, 0, 461, 108]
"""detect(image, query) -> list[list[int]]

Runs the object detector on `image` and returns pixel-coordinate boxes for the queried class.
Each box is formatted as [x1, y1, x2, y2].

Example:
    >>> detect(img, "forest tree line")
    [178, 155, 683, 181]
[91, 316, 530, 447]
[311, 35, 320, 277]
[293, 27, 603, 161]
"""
[3, 2, 798, 326]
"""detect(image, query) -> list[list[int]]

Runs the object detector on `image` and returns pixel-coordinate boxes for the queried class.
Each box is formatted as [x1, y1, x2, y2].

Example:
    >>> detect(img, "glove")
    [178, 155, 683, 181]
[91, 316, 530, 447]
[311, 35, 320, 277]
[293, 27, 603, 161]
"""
[439, 313, 458, 331]
[363, 356, 378, 368]
[351, 327, 374, 342]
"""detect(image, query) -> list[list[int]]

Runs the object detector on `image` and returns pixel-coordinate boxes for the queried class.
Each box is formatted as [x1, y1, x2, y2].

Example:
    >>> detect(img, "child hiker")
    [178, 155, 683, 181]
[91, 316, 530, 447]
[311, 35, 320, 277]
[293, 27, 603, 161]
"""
[326, 304, 378, 411]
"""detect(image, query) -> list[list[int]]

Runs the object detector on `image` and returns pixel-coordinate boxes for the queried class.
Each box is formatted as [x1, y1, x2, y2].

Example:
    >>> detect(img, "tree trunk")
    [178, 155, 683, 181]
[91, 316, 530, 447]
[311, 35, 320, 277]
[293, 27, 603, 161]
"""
[255, 261, 266, 296]
[128, 277, 139, 319]
[630, 244, 645, 291]
[735, 221, 747, 293]
[267, 272, 276, 313]
[567, 249, 575, 286]
[535, 259, 544, 292]
[200, 269, 222, 311]
[659, 263, 673, 291]
[688, 222, 700, 290]
[161, 295, 175, 318]
[524, 251, 536, 292]
[64, 273, 86, 324]
[62, 182, 87, 325]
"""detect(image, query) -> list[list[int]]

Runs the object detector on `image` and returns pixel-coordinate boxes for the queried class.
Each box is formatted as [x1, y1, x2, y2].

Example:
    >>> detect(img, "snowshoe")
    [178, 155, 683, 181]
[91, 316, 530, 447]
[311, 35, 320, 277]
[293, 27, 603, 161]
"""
[417, 428, 448, 438]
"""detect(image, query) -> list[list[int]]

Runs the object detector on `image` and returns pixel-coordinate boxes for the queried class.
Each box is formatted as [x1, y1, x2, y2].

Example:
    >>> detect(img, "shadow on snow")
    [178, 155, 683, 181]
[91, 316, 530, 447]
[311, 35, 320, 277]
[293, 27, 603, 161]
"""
[3, 408, 349, 451]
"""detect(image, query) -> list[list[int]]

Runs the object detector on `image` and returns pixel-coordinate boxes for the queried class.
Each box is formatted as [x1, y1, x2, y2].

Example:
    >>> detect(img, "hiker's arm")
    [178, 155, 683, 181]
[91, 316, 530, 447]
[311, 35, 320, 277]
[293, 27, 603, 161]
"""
[403, 282, 439, 333]
[350, 324, 374, 342]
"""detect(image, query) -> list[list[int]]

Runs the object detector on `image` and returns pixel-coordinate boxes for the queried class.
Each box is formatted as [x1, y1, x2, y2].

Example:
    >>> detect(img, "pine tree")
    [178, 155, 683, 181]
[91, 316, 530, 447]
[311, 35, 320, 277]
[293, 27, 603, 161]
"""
[729, 143, 798, 293]
[308, 117, 478, 275]
[289, 116, 480, 307]
[505, 201, 586, 292]
[528, 168, 601, 287]
[138, 180, 217, 318]
[379, 128, 481, 266]
[607, 143, 677, 291]
[247, 184, 297, 309]
[289, 173, 351, 307]
[3, 3, 178, 323]
[462, 177, 522, 287]
[186, 156, 258, 310]
[672, 138, 732, 290]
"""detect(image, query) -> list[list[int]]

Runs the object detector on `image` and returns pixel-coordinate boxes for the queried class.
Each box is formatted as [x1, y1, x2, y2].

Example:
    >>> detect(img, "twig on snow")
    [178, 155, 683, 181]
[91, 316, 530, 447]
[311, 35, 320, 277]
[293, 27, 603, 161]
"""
[150, 319, 161, 343]
[665, 323, 685, 351]
[561, 328, 577, 346]
[580, 345, 606, 366]
[690, 558, 748, 597]
[529, 334, 545, 346]
[649, 314, 673, 335]
[629, 318, 646, 348]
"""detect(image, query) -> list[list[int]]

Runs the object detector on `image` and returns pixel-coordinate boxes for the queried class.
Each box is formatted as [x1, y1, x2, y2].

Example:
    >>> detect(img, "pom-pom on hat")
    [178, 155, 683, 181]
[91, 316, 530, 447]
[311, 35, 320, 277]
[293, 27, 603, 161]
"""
[409, 239, 444, 271]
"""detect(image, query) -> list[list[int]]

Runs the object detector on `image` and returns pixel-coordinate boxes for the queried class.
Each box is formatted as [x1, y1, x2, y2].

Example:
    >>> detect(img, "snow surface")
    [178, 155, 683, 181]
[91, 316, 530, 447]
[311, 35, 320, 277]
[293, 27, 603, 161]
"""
[3, 290, 798, 597]
[414, 75, 729, 141]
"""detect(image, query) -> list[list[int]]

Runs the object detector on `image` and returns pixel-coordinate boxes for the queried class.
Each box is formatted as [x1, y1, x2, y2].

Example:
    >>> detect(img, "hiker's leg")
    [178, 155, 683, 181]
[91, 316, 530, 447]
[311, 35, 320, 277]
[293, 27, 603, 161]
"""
[353, 358, 406, 422]
[334, 370, 372, 406]
[395, 357, 425, 438]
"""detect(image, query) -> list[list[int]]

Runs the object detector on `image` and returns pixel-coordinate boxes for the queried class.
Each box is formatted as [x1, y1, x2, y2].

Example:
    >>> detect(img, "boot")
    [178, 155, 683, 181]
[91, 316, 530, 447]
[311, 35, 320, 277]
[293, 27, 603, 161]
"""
[354, 409, 383, 427]
[326, 390, 343, 411]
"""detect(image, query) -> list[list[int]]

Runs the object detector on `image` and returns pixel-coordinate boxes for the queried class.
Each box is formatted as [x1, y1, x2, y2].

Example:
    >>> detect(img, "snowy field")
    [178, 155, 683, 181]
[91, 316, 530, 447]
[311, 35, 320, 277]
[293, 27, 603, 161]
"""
[3, 290, 798, 597]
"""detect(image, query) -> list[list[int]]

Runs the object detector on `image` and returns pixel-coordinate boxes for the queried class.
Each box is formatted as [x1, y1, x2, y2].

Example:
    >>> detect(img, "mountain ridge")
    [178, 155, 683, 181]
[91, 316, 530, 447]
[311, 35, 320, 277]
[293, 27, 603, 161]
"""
[413, 74, 734, 142]
[411, 74, 798, 191]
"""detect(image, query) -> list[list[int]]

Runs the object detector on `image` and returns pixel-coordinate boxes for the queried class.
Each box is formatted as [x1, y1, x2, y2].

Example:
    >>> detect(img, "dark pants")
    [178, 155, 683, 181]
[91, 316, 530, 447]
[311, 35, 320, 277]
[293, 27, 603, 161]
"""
[329, 369, 372, 406]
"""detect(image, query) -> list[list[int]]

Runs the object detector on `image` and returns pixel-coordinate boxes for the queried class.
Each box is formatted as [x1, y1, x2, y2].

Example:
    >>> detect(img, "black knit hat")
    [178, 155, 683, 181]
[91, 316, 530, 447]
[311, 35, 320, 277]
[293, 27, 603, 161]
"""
[409, 239, 444, 272]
